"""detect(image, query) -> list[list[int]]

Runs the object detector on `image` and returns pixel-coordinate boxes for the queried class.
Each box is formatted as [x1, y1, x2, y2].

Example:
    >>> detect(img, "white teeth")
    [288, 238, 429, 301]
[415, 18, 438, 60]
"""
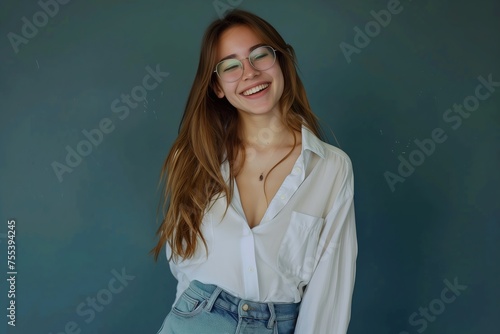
[242, 83, 269, 96]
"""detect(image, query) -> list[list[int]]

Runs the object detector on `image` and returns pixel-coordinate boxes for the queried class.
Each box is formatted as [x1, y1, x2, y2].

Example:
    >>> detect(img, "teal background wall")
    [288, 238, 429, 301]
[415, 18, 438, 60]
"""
[1, 0, 499, 333]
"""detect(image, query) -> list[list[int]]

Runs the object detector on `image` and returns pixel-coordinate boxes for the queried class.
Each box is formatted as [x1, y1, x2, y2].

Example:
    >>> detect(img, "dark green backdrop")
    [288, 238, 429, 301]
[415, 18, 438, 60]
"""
[1, 0, 498, 333]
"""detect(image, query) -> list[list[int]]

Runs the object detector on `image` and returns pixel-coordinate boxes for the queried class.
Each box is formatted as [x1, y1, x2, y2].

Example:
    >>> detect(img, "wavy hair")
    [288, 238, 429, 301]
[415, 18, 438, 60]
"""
[151, 9, 323, 262]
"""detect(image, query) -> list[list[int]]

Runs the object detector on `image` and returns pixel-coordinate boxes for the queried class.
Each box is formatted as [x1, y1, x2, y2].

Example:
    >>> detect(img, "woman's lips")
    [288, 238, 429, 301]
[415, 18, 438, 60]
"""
[240, 82, 271, 99]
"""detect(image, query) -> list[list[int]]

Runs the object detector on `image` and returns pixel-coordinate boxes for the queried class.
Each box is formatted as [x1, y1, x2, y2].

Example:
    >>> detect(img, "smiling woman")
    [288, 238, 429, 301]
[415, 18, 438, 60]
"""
[151, 9, 357, 334]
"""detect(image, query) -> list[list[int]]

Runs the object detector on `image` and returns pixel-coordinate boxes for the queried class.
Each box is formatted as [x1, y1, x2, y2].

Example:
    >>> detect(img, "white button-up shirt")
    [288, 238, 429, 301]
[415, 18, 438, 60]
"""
[166, 125, 357, 333]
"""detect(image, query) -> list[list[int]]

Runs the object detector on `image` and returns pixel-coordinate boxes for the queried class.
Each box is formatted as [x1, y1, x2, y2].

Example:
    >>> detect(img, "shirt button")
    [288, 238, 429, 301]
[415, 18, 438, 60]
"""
[249, 267, 254, 272]
[292, 167, 302, 175]
[242, 304, 249, 311]
[280, 194, 286, 200]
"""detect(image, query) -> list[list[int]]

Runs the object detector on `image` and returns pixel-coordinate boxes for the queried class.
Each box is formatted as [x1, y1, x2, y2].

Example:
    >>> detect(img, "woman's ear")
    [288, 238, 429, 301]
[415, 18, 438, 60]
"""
[214, 82, 225, 98]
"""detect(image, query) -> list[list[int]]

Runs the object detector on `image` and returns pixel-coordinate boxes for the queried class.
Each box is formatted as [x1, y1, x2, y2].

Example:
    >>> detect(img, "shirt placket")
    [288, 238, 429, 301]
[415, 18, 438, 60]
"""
[230, 180, 260, 300]
[262, 153, 306, 222]
[240, 227, 260, 301]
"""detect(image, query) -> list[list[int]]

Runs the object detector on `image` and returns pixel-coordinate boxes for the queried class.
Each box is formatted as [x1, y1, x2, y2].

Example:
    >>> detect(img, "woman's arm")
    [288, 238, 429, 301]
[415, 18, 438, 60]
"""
[294, 191, 358, 334]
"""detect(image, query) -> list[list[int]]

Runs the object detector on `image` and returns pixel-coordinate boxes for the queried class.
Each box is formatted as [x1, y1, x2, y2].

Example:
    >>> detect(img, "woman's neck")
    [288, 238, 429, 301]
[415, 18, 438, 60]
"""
[238, 112, 294, 150]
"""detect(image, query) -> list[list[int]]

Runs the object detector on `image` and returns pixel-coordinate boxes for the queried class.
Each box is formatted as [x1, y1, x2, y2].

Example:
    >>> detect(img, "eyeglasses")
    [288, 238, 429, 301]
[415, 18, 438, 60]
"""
[214, 46, 277, 83]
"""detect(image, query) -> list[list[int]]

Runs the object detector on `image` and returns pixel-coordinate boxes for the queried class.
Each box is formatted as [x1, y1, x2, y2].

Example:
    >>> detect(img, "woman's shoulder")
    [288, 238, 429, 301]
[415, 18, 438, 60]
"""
[304, 130, 354, 193]
[321, 141, 353, 171]
[302, 126, 353, 171]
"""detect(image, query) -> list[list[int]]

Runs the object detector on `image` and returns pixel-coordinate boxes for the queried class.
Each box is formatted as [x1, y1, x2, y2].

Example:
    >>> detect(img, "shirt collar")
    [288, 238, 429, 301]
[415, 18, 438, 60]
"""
[221, 124, 326, 181]
[300, 124, 326, 160]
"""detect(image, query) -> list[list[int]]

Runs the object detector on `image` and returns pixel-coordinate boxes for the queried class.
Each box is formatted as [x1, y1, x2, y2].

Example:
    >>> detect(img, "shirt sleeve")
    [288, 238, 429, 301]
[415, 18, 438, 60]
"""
[294, 187, 357, 333]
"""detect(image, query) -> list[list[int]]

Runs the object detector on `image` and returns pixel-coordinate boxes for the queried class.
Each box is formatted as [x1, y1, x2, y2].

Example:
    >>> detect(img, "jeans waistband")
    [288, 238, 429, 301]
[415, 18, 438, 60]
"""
[187, 280, 301, 322]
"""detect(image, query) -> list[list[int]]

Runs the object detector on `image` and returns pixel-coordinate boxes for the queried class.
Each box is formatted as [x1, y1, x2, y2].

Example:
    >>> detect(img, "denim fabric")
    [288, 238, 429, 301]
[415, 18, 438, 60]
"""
[156, 280, 301, 334]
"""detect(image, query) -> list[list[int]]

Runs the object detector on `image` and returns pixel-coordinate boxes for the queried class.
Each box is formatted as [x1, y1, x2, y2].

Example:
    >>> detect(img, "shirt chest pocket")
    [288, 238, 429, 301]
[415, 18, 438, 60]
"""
[277, 211, 324, 283]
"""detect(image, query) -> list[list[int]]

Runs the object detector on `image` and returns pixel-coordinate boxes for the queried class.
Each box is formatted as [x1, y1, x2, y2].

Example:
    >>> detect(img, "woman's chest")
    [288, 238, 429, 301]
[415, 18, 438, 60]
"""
[235, 146, 302, 228]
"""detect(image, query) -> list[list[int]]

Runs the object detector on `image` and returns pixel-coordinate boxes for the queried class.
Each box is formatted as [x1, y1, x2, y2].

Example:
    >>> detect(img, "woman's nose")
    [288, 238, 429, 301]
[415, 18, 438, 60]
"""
[241, 58, 259, 80]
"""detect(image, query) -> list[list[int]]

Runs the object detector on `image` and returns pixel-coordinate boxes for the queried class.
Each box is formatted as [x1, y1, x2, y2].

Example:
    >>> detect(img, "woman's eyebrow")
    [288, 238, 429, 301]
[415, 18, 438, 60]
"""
[218, 43, 267, 62]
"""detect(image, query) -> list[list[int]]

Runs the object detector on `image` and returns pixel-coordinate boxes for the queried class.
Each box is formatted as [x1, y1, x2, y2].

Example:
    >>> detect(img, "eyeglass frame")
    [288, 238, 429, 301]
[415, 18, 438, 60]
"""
[213, 45, 278, 82]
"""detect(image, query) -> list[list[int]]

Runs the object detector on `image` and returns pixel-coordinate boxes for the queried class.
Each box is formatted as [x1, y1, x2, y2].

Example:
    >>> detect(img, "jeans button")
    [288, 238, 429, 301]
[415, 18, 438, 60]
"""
[242, 304, 249, 311]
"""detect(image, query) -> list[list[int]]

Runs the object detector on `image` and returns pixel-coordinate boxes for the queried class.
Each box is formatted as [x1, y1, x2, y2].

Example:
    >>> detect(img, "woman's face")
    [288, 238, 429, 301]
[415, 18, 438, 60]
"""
[214, 25, 284, 117]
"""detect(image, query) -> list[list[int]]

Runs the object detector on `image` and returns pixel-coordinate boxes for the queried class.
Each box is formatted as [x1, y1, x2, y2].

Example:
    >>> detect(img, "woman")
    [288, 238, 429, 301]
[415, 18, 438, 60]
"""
[152, 9, 357, 334]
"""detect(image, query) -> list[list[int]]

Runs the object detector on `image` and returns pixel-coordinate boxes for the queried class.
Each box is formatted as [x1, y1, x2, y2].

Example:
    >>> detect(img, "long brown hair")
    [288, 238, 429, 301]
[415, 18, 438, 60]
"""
[151, 9, 323, 262]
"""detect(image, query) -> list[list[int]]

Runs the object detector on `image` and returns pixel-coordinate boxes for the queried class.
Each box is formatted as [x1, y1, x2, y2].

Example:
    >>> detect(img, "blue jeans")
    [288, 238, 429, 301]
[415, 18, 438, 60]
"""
[157, 280, 301, 334]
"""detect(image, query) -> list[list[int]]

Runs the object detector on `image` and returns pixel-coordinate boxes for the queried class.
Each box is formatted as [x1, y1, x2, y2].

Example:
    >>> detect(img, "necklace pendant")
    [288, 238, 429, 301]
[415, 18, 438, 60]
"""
[259, 173, 264, 181]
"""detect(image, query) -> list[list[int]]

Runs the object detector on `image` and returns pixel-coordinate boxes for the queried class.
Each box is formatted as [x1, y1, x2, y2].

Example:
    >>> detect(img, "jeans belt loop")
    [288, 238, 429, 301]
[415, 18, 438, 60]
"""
[267, 302, 276, 329]
[204, 286, 223, 312]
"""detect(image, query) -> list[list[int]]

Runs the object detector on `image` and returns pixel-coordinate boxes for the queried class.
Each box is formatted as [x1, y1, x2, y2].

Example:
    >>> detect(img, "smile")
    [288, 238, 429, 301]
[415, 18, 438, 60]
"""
[242, 83, 270, 96]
